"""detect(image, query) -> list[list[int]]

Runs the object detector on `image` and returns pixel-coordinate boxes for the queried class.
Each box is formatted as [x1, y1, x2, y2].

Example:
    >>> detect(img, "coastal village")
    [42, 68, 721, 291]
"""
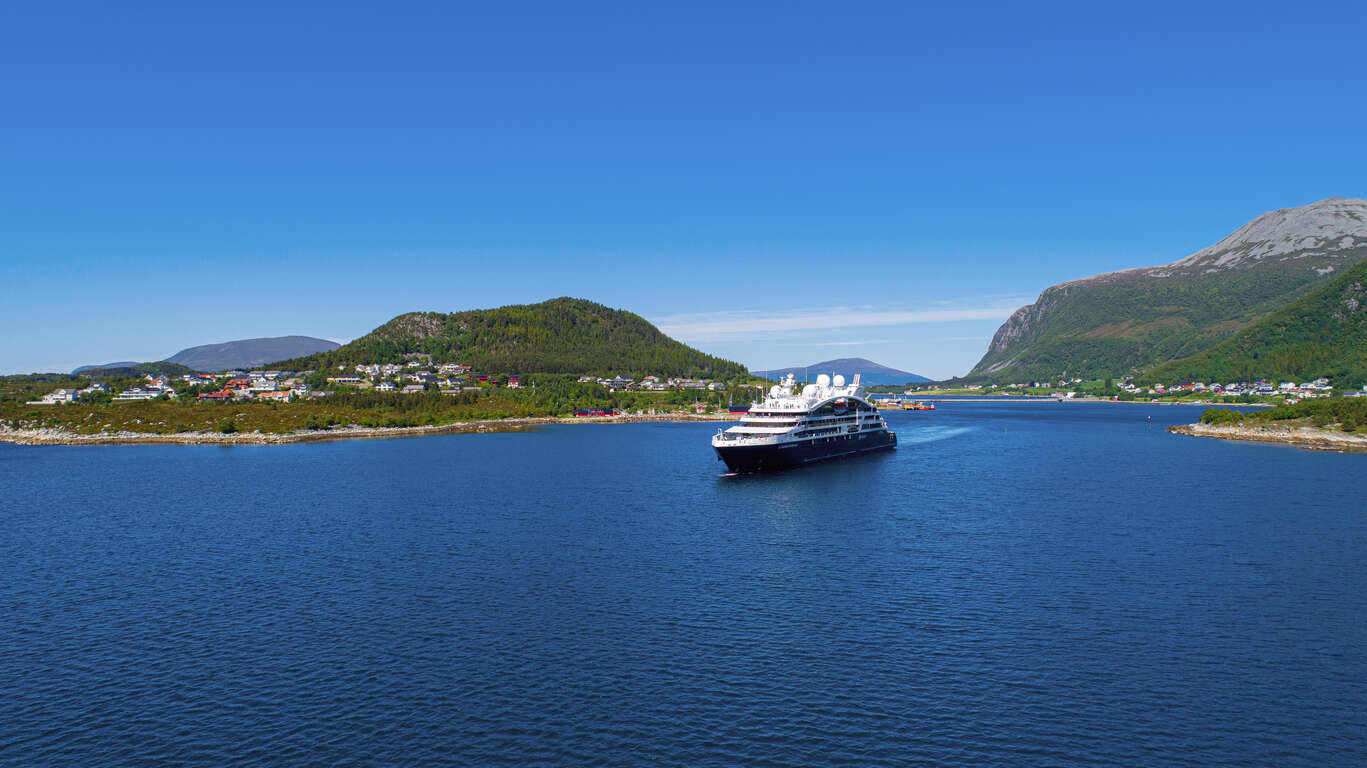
[906, 376, 1362, 403]
[29, 358, 730, 407]
[30, 362, 1366, 409]
[13, 357, 1367, 451]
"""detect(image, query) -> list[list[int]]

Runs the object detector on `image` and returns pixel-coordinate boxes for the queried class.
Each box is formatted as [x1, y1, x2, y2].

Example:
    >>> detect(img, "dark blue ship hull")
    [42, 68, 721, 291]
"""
[714, 430, 897, 473]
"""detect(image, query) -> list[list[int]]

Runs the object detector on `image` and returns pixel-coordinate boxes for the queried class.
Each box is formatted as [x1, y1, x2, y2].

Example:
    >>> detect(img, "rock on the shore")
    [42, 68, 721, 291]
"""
[0, 413, 732, 447]
[1170, 422, 1367, 452]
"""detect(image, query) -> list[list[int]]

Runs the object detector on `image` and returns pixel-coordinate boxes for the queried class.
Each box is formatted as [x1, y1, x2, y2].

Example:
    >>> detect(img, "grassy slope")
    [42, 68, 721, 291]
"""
[274, 297, 747, 378]
[1149, 260, 1367, 387]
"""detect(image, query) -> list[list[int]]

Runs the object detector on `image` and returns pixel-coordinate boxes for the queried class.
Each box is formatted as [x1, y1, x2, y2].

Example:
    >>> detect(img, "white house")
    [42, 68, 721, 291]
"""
[41, 388, 81, 404]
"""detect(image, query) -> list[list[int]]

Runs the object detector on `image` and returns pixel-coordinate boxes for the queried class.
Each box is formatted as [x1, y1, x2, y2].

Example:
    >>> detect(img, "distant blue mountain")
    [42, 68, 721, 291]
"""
[751, 357, 931, 385]
[72, 361, 141, 374]
[165, 336, 339, 372]
[73, 335, 339, 374]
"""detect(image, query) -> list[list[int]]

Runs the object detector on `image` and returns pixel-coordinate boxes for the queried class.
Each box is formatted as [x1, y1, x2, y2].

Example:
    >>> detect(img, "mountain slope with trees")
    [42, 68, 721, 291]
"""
[1147, 259, 1367, 387]
[969, 197, 1367, 381]
[274, 297, 748, 378]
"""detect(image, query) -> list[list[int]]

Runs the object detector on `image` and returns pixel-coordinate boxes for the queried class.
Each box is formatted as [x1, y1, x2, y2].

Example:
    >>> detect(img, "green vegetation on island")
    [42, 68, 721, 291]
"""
[0, 297, 765, 442]
[0, 374, 766, 438]
[1200, 397, 1367, 434]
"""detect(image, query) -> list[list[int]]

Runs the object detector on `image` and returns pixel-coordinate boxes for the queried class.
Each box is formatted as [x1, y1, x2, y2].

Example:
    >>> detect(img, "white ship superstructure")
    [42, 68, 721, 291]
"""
[712, 372, 896, 472]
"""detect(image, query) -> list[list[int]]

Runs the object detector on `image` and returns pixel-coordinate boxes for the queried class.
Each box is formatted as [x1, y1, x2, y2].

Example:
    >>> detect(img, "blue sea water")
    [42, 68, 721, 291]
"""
[2, 402, 1365, 766]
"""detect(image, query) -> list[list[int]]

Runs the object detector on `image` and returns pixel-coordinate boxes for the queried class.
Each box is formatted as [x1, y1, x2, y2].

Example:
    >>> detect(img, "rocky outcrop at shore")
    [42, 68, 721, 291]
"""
[0, 421, 544, 446]
[1169, 422, 1367, 452]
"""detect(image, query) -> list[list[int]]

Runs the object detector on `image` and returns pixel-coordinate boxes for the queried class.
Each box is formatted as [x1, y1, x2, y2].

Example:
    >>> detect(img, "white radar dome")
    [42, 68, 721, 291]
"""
[802, 384, 818, 397]
[832, 375, 846, 387]
[769, 385, 783, 398]
[816, 374, 831, 387]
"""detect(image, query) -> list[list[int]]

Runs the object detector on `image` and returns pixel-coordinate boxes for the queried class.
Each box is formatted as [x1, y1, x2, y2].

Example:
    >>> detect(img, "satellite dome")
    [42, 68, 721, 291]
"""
[770, 385, 783, 398]
[832, 375, 846, 387]
[802, 384, 818, 397]
[816, 374, 831, 387]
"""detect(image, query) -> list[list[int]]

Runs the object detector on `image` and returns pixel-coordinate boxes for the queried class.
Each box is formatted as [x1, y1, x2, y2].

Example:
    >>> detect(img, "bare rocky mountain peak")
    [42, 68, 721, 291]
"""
[1053, 197, 1367, 289]
[1165, 196, 1367, 272]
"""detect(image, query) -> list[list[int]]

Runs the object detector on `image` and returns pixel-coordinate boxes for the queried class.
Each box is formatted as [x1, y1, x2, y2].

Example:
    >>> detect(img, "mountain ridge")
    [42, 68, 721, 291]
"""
[73, 336, 339, 375]
[73, 361, 141, 374]
[165, 336, 339, 372]
[970, 197, 1367, 381]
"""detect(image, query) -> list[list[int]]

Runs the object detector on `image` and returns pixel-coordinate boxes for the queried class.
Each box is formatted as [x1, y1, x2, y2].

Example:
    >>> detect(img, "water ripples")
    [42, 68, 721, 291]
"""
[2, 405, 1365, 765]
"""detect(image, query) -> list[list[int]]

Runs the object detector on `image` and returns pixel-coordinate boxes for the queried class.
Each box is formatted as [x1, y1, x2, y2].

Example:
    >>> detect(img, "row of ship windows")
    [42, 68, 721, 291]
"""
[733, 421, 886, 437]
[750, 407, 874, 418]
[793, 424, 885, 437]
[748, 413, 878, 424]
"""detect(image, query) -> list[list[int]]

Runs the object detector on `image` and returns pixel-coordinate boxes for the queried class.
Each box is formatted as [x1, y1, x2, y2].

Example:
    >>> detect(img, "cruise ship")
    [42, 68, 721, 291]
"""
[712, 372, 897, 473]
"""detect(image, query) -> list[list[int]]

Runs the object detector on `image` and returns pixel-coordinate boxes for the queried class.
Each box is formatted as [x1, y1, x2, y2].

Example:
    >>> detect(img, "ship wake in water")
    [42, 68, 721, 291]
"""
[893, 425, 975, 445]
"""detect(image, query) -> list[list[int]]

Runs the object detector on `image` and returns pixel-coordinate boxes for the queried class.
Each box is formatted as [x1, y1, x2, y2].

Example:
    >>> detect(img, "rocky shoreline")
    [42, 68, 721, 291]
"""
[1169, 422, 1367, 452]
[0, 412, 733, 447]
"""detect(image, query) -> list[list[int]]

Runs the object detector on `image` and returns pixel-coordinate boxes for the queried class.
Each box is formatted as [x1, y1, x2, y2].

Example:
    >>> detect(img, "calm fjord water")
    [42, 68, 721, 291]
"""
[2, 402, 1365, 766]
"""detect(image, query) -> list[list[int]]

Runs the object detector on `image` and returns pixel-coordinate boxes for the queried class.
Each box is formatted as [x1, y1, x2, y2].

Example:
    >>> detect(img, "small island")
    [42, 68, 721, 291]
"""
[0, 372, 753, 446]
[0, 298, 765, 446]
[1171, 396, 1367, 452]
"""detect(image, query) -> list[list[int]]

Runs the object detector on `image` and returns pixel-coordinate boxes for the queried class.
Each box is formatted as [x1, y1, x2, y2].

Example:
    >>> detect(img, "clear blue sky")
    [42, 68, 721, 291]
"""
[3, 1, 1364, 378]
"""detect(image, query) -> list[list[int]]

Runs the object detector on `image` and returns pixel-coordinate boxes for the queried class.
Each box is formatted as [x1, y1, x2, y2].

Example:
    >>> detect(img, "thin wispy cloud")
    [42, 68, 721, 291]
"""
[797, 339, 895, 347]
[652, 301, 1028, 343]
[763, 338, 898, 347]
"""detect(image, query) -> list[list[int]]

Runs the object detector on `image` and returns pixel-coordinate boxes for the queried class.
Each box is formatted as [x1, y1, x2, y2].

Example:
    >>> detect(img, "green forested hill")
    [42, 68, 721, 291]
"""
[1147, 260, 1367, 387]
[274, 297, 747, 378]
